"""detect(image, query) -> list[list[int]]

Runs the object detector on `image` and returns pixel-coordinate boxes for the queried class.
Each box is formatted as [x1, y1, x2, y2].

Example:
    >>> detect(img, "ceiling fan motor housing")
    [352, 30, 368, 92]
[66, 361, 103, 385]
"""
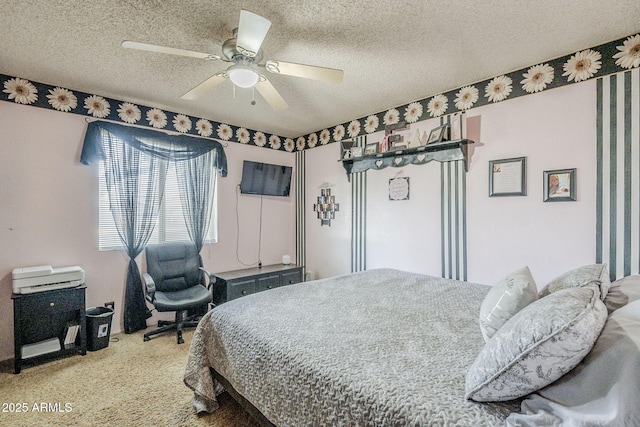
[222, 35, 263, 63]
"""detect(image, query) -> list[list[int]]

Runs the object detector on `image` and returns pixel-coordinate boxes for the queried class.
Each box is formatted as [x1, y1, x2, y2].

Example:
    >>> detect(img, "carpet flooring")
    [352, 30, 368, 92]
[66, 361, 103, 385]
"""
[0, 329, 260, 427]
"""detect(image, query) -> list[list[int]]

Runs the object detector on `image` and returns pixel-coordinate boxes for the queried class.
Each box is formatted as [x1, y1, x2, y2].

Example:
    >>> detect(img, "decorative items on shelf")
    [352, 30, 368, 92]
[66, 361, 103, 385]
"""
[340, 139, 474, 179]
[341, 139, 363, 159]
[450, 112, 462, 140]
[409, 129, 422, 148]
[380, 121, 410, 152]
[313, 187, 339, 226]
[341, 140, 353, 159]
[427, 123, 449, 144]
[364, 142, 379, 155]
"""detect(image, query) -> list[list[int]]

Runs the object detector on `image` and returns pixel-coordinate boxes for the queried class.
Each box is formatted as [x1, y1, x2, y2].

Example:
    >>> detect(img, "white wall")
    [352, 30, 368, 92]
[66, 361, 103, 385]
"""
[365, 161, 443, 276]
[465, 81, 596, 286]
[304, 80, 598, 288]
[0, 101, 296, 361]
[303, 143, 351, 279]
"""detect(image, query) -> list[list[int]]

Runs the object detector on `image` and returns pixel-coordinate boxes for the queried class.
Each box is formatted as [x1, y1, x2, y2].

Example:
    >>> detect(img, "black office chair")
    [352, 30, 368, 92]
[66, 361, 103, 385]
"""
[142, 241, 214, 344]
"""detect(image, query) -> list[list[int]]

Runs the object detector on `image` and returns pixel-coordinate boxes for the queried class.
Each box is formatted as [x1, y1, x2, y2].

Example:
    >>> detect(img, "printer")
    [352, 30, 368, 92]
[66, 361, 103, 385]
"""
[12, 265, 85, 294]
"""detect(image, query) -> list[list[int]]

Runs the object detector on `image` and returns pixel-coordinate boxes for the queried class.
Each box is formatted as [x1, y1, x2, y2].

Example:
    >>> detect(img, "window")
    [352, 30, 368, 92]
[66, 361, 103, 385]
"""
[98, 160, 218, 250]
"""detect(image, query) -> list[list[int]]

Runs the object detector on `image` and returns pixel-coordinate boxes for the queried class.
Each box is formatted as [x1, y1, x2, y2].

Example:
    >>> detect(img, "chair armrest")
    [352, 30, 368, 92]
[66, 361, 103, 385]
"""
[142, 272, 156, 303]
[199, 267, 216, 290]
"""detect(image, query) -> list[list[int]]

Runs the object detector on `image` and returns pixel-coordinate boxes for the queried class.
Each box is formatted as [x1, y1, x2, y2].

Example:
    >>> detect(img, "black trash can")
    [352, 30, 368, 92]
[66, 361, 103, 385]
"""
[86, 306, 114, 351]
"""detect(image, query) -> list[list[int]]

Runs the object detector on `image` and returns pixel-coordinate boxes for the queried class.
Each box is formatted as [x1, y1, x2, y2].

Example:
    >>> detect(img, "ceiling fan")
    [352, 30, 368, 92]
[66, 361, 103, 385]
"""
[122, 9, 344, 111]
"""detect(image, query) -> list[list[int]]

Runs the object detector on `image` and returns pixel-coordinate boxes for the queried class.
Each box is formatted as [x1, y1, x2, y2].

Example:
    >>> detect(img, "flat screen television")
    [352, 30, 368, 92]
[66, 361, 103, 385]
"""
[240, 160, 292, 197]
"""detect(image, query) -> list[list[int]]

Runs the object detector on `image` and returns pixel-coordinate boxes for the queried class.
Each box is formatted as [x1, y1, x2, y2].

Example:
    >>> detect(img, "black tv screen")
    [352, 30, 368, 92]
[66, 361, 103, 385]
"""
[240, 160, 292, 197]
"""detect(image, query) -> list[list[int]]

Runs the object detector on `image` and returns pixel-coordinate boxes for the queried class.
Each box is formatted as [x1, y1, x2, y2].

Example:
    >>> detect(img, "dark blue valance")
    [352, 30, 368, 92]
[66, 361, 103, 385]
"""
[80, 120, 227, 177]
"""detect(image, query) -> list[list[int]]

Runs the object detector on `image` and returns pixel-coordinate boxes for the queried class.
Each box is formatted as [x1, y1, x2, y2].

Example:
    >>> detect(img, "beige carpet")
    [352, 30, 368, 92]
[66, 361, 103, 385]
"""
[0, 329, 260, 427]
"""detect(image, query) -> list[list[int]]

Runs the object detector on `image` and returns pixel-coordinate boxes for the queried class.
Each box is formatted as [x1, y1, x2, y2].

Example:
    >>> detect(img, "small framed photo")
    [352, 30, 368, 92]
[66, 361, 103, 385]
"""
[543, 169, 576, 202]
[426, 124, 449, 144]
[364, 142, 378, 155]
[350, 147, 363, 158]
[489, 157, 527, 197]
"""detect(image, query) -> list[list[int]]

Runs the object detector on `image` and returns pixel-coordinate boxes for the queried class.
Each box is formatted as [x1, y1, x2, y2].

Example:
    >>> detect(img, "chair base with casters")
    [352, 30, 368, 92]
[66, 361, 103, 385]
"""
[142, 284, 212, 344]
[143, 309, 201, 344]
[142, 241, 215, 344]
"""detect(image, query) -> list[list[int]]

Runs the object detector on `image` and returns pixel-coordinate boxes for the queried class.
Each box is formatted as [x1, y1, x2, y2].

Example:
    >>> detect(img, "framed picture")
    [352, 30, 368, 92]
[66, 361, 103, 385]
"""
[426, 124, 449, 144]
[364, 142, 378, 155]
[389, 177, 409, 201]
[350, 147, 363, 158]
[543, 168, 576, 202]
[489, 157, 527, 197]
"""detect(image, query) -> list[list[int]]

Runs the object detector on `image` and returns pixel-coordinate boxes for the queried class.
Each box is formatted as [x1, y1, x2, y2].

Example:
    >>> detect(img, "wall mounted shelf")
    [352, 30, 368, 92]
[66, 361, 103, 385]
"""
[340, 139, 473, 179]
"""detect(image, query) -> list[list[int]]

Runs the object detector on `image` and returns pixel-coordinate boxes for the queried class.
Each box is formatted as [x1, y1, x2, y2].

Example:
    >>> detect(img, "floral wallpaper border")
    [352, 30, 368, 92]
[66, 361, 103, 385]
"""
[303, 32, 640, 149]
[0, 73, 294, 152]
[1, 33, 639, 152]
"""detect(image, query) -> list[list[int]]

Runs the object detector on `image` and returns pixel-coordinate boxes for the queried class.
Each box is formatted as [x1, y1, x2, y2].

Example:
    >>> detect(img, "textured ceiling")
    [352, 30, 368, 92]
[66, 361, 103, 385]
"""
[1, 0, 639, 138]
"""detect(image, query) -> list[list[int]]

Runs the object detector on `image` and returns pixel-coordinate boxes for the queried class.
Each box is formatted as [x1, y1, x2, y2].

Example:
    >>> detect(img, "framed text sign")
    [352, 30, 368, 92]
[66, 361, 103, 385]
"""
[489, 157, 526, 197]
[389, 177, 409, 201]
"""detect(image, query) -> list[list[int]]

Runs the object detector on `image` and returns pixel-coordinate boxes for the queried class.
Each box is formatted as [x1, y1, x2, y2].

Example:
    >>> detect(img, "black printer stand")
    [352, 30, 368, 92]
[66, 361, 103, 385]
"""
[12, 285, 87, 374]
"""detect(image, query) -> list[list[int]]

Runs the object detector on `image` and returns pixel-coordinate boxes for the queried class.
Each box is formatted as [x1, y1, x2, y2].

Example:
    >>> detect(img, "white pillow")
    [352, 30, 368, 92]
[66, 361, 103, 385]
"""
[604, 274, 640, 314]
[540, 264, 611, 300]
[479, 266, 538, 342]
[466, 286, 607, 402]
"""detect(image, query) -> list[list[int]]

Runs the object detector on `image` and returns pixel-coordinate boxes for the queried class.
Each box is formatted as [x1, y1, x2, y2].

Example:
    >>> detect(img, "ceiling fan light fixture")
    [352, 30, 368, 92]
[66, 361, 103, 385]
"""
[228, 64, 260, 88]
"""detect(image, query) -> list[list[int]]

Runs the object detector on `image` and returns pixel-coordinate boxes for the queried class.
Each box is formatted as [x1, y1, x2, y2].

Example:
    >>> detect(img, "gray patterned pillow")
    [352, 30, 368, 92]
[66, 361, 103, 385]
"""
[479, 266, 538, 342]
[465, 286, 607, 402]
[539, 264, 611, 300]
[507, 298, 640, 425]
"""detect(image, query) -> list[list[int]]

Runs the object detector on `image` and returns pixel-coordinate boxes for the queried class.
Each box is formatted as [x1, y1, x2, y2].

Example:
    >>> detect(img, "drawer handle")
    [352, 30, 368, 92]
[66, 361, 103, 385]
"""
[241, 290, 247, 295]
[267, 285, 273, 289]
[50, 302, 55, 307]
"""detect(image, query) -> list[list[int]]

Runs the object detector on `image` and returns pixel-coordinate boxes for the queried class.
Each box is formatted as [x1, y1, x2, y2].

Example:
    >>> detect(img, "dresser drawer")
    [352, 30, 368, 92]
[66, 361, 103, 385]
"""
[281, 270, 302, 286]
[21, 290, 83, 313]
[256, 274, 280, 293]
[227, 278, 256, 301]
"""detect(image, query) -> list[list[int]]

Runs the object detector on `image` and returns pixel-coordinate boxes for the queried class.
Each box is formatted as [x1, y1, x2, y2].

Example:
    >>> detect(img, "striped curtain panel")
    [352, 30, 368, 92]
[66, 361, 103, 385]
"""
[295, 150, 306, 276]
[440, 113, 467, 281]
[596, 68, 640, 280]
[351, 136, 367, 273]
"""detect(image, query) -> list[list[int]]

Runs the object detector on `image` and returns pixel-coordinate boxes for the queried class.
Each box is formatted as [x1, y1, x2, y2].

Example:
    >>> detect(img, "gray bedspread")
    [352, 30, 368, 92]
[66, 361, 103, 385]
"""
[184, 268, 521, 426]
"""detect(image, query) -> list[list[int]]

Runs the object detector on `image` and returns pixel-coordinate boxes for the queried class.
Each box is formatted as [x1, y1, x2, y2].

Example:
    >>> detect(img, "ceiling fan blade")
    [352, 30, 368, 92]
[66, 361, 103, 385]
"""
[122, 40, 220, 61]
[181, 73, 228, 100]
[255, 77, 288, 111]
[265, 60, 344, 83]
[236, 10, 271, 57]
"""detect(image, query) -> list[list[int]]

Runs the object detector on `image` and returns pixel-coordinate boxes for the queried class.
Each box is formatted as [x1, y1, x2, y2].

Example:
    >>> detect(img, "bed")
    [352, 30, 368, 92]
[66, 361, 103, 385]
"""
[184, 267, 640, 426]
